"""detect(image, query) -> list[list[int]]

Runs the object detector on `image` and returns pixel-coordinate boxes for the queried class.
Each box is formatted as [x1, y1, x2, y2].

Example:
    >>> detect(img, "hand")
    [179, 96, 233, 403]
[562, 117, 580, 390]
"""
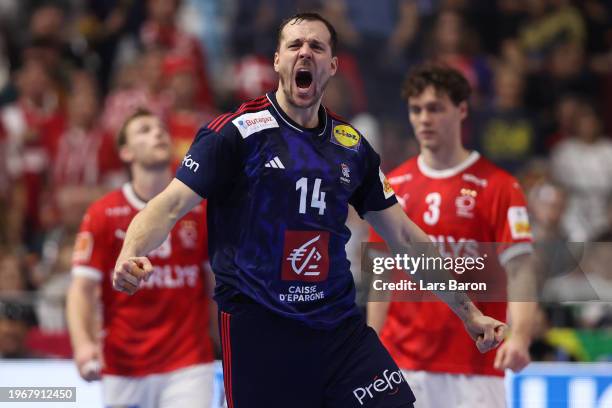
[74, 342, 101, 382]
[112, 256, 153, 295]
[494, 336, 531, 372]
[463, 314, 507, 353]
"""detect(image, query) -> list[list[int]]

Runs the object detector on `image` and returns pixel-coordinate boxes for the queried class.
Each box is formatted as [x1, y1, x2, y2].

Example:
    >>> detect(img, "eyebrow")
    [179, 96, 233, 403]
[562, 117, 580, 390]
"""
[286, 38, 327, 48]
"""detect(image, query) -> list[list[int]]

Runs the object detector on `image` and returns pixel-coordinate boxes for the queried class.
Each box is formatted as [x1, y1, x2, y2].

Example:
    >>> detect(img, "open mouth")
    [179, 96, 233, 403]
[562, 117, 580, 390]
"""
[295, 70, 313, 89]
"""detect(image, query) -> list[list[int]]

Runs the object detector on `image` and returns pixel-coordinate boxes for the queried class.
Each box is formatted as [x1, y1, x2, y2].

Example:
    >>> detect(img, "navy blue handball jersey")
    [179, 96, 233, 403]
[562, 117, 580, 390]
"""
[176, 92, 396, 329]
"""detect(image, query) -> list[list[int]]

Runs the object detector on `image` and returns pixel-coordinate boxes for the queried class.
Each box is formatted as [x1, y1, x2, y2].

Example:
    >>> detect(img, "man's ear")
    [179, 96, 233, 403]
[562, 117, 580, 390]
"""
[118, 145, 133, 164]
[459, 101, 468, 121]
[273, 51, 280, 73]
[330, 56, 338, 77]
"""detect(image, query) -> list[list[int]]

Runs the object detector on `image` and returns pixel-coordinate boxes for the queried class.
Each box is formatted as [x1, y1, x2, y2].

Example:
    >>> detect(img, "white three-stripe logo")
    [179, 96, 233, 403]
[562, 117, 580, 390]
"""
[264, 156, 285, 169]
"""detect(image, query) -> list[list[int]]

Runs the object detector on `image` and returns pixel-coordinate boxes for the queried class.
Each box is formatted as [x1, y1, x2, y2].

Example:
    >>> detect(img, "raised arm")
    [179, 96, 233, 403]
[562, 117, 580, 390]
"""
[113, 178, 203, 294]
[364, 203, 507, 353]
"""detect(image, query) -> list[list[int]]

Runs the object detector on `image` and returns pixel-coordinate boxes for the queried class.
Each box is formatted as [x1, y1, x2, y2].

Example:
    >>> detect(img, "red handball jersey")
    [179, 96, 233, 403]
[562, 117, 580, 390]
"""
[71, 183, 214, 377]
[371, 152, 533, 376]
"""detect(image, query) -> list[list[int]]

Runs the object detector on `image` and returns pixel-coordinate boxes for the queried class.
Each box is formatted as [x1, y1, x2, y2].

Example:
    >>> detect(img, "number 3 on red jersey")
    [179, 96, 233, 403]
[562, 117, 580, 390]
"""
[423, 192, 441, 225]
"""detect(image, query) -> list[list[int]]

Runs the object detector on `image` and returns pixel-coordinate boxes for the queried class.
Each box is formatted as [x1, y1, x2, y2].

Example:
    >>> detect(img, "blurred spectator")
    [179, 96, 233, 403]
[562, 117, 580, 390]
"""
[25, 3, 88, 89]
[593, 195, 612, 242]
[477, 0, 528, 56]
[34, 233, 74, 333]
[518, 0, 586, 68]
[0, 58, 66, 250]
[231, 0, 320, 56]
[423, 9, 492, 106]
[544, 93, 582, 150]
[0, 251, 31, 294]
[51, 70, 126, 232]
[0, 300, 37, 358]
[101, 49, 171, 135]
[140, 0, 213, 108]
[230, 55, 277, 103]
[77, 0, 146, 93]
[526, 40, 597, 125]
[529, 181, 567, 242]
[551, 100, 612, 241]
[164, 55, 217, 167]
[322, 0, 418, 117]
[471, 64, 539, 172]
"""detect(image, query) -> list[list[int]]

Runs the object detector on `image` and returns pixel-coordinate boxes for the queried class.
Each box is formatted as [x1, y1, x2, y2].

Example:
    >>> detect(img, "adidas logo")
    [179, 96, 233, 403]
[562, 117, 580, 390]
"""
[264, 156, 285, 169]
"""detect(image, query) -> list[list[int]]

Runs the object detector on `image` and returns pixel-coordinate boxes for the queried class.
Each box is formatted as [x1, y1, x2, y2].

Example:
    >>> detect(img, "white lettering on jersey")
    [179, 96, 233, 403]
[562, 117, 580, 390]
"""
[105, 206, 131, 217]
[388, 173, 412, 185]
[140, 264, 199, 289]
[462, 173, 488, 187]
[181, 154, 200, 172]
[428, 235, 480, 258]
[424, 192, 441, 225]
[232, 110, 279, 139]
[353, 369, 405, 406]
[508, 206, 532, 239]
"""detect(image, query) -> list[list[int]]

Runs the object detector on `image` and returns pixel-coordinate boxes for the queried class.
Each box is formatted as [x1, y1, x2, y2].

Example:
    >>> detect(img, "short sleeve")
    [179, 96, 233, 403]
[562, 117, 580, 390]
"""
[71, 208, 108, 281]
[491, 177, 534, 265]
[175, 125, 242, 198]
[349, 141, 397, 217]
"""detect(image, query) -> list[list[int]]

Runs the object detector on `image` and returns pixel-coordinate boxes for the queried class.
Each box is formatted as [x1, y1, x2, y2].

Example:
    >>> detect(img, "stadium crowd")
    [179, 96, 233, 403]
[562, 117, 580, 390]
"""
[0, 0, 610, 363]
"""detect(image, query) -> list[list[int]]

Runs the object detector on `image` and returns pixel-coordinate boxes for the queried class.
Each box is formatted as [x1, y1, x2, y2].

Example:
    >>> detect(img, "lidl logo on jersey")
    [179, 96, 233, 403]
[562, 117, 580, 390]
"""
[232, 110, 279, 139]
[331, 123, 361, 150]
[508, 206, 532, 240]
[281, 230, 329, 282]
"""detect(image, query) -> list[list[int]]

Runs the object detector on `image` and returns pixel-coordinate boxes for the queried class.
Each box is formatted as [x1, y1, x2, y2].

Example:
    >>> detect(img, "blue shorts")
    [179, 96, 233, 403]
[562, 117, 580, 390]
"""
[218, 295, 415, 408]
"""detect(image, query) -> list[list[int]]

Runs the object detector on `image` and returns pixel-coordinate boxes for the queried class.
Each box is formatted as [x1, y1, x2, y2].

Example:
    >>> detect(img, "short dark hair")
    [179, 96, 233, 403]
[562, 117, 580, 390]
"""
[117, 108, 155, 148]
[402, 64, 472, 106]
[277, 12, 338, 56]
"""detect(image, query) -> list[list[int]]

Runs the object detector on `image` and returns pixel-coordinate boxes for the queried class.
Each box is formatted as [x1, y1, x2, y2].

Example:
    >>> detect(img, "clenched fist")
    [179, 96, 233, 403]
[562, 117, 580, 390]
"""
[112, 257, 153, 295]
[463, 314, 507, 353]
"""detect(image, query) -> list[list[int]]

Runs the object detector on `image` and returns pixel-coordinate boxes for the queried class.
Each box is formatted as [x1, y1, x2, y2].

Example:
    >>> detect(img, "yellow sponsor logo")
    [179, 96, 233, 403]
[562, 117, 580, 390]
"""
[333, 125, 361, 148]
[513, 222, 531, 235]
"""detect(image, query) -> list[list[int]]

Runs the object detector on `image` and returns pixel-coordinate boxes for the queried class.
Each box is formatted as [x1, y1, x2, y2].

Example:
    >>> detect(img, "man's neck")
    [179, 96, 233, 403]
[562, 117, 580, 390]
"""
[275, 89, 320, 128]
[130, 166, 172, 202]
[420, 143, 471, 171]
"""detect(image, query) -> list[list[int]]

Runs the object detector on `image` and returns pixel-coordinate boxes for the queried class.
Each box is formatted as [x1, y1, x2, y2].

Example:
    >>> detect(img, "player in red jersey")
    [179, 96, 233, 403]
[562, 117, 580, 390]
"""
[369, 65, 537, 407]
[66, 109, 216, 407]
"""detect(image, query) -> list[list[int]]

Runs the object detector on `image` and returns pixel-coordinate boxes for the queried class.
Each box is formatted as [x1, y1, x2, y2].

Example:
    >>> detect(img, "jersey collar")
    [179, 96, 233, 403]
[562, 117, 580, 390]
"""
[417, 151, 481, 179]
[266, 92, 328, 137]
[122, 183, 146, 210]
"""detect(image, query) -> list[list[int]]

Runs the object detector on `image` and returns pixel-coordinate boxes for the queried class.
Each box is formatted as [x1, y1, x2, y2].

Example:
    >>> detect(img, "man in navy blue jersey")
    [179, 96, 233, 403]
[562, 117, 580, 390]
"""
[112, 13, 506, 408]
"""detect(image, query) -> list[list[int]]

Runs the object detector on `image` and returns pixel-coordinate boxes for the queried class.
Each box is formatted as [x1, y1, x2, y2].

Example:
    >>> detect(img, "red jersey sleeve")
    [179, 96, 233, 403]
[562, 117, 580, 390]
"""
[71, 205, 109, 281]
[490, 176, 533, 265]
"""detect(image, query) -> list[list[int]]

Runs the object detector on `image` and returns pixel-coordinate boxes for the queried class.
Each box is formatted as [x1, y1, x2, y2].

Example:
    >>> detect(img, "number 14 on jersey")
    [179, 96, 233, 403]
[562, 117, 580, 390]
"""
[296, 177, 326, 215]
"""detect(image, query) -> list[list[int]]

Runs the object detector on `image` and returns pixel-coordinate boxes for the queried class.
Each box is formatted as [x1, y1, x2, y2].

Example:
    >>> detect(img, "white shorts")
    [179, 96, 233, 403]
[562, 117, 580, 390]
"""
[403, 370, 506, 408]
[102, 363, 215, 408]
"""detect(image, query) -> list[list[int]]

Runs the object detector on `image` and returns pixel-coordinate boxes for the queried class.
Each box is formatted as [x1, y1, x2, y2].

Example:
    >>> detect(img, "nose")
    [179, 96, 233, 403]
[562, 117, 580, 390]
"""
[417, 110, 432, 125]
[298, 43, 313, 59]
